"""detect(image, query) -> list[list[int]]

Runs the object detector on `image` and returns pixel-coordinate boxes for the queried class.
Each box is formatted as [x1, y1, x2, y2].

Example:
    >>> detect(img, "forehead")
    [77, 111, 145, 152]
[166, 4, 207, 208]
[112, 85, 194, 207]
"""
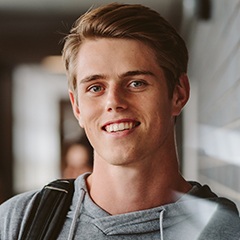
[75, 38, 160, 76]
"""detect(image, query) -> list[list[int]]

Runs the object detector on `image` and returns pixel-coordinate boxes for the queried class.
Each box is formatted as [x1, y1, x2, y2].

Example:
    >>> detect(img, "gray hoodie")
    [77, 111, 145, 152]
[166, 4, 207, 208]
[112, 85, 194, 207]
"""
[1, 173, 240, 240]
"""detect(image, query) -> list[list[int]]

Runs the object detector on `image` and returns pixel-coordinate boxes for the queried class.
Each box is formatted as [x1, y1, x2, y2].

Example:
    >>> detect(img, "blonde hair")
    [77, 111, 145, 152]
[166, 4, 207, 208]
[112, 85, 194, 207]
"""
[62, 3, 188, 97]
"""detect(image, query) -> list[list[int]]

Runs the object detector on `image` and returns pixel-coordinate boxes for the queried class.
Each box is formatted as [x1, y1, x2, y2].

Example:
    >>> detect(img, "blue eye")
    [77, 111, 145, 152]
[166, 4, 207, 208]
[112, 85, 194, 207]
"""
[129, 81, 146, 88]
[89, 85, 103, 92]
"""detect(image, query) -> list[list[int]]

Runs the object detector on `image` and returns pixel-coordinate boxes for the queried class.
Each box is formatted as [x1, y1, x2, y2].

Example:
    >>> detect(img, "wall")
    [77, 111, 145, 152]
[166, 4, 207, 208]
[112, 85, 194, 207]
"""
[0, 66, 13, 202]
[13, 65, 69, 193]
[183, 0, 240, 208]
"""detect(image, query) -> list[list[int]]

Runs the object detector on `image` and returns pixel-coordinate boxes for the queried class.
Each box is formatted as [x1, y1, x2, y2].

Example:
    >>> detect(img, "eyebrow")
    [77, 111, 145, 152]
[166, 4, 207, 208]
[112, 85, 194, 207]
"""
[79, 70, 155, 84]
[120, 70, 155, 78]
[79, 74, 107, 84]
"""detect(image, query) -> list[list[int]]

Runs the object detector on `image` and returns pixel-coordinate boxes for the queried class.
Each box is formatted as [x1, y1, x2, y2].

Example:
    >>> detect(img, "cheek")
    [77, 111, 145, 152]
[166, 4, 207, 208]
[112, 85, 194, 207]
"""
[78, 101, 99, 129]
[151, 98, 172, 117]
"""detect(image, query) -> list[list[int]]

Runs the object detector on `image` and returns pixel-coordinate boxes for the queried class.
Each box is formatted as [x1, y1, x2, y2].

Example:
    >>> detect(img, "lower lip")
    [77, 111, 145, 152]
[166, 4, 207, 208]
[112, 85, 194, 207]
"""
[105, 126, 137, 137]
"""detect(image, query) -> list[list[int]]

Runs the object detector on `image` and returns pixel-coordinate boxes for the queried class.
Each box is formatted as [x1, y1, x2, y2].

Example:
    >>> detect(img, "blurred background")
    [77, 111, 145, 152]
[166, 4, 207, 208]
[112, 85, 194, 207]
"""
[0, 0, 240, 209]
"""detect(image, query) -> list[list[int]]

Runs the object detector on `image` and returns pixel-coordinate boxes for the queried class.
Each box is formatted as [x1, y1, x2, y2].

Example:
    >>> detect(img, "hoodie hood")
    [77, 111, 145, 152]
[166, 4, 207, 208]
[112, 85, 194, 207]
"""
[67, 174, 240, 240]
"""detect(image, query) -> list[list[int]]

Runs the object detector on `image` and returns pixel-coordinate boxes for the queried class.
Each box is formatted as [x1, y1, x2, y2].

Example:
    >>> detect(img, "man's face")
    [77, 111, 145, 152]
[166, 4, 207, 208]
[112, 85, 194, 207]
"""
[70, 38, 185, 166]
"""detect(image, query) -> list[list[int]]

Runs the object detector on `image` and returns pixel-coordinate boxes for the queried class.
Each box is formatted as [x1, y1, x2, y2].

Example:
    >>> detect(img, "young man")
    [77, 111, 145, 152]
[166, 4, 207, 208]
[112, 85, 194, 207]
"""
[1, 3, 240, 240]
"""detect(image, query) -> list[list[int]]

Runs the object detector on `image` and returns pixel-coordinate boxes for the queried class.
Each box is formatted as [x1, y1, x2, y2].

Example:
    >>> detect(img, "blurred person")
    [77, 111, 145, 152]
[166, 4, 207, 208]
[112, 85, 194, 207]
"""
[0, 3, 240, 240]
[62, 135, 93, 178]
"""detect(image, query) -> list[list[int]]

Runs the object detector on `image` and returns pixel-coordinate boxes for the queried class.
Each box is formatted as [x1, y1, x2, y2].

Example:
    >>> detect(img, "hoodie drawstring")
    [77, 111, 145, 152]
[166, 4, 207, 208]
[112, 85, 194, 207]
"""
[159, 208, 165, 240]
[67, 188, 86, 240]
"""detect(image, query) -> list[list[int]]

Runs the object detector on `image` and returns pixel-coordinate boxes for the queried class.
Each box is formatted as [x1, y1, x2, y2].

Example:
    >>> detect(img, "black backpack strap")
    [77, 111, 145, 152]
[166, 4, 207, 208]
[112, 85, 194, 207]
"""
[20, 179, 75, 240]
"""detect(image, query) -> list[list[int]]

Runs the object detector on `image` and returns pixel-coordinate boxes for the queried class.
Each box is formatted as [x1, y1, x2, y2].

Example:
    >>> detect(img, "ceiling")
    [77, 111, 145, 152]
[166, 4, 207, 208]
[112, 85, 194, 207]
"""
[0, 0, 183, 66]
[0, 0, 178, 12]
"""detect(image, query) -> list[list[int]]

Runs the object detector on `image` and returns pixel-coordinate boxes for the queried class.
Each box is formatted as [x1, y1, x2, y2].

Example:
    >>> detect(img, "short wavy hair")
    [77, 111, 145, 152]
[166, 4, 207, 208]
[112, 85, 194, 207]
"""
[62, 3, 188, 97]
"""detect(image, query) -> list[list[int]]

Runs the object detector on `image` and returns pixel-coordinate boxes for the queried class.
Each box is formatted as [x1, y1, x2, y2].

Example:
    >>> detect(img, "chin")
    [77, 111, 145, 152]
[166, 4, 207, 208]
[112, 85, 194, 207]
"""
[107, 154, 139, 167]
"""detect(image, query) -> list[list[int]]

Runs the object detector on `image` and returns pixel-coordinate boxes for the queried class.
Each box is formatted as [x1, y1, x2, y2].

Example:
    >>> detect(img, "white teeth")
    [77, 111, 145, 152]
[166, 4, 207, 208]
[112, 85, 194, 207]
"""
[105, 122, 136, 133]
[113, 124, 118, 132]
[118, 122, 125, 131]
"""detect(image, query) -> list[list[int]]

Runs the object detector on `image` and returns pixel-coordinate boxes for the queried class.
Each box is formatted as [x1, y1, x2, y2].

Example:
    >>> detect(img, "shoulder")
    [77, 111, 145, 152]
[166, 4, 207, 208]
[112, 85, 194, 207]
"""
[200, 205, 240, 240]
[189, 182, 240, 239]
[0, 190, 39, 239]
[0, 189, 38, 211]
[189, 181, 239, 213]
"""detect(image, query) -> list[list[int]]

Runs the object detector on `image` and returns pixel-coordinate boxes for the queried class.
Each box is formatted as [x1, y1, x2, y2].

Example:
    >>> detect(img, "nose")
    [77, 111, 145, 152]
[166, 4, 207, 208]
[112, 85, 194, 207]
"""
[105, 86, 128, 112]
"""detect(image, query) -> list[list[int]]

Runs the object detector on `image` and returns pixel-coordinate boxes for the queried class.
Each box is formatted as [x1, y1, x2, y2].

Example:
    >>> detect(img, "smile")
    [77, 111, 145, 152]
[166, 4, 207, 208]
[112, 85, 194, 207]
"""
[104, 121, 140, 133]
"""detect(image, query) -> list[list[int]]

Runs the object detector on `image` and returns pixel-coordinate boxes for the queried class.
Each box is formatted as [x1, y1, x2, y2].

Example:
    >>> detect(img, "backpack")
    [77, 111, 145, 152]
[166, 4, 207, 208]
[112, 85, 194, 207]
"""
[20, 179, 75, 240]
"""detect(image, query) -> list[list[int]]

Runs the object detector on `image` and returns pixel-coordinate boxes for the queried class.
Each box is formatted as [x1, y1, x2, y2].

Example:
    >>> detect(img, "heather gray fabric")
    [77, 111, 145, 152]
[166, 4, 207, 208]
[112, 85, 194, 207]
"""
[1, 173, 240, 240]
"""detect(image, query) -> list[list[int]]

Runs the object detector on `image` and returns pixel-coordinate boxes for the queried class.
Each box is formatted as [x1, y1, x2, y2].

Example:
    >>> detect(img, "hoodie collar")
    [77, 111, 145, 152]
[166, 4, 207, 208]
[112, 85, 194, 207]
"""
[68, 175, 220, 239]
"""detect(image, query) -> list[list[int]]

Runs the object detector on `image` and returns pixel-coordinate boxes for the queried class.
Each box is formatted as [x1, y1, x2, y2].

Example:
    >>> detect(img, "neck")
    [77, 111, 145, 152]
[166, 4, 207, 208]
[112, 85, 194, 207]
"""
[86, 154, 191, 215]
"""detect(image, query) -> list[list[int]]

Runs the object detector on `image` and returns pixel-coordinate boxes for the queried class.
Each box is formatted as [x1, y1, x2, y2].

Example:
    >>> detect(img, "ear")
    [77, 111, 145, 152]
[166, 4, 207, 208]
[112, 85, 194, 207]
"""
[69, 90, 80, 120]
[69, 90, 85, 128]
[171, 74, 190, 116]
